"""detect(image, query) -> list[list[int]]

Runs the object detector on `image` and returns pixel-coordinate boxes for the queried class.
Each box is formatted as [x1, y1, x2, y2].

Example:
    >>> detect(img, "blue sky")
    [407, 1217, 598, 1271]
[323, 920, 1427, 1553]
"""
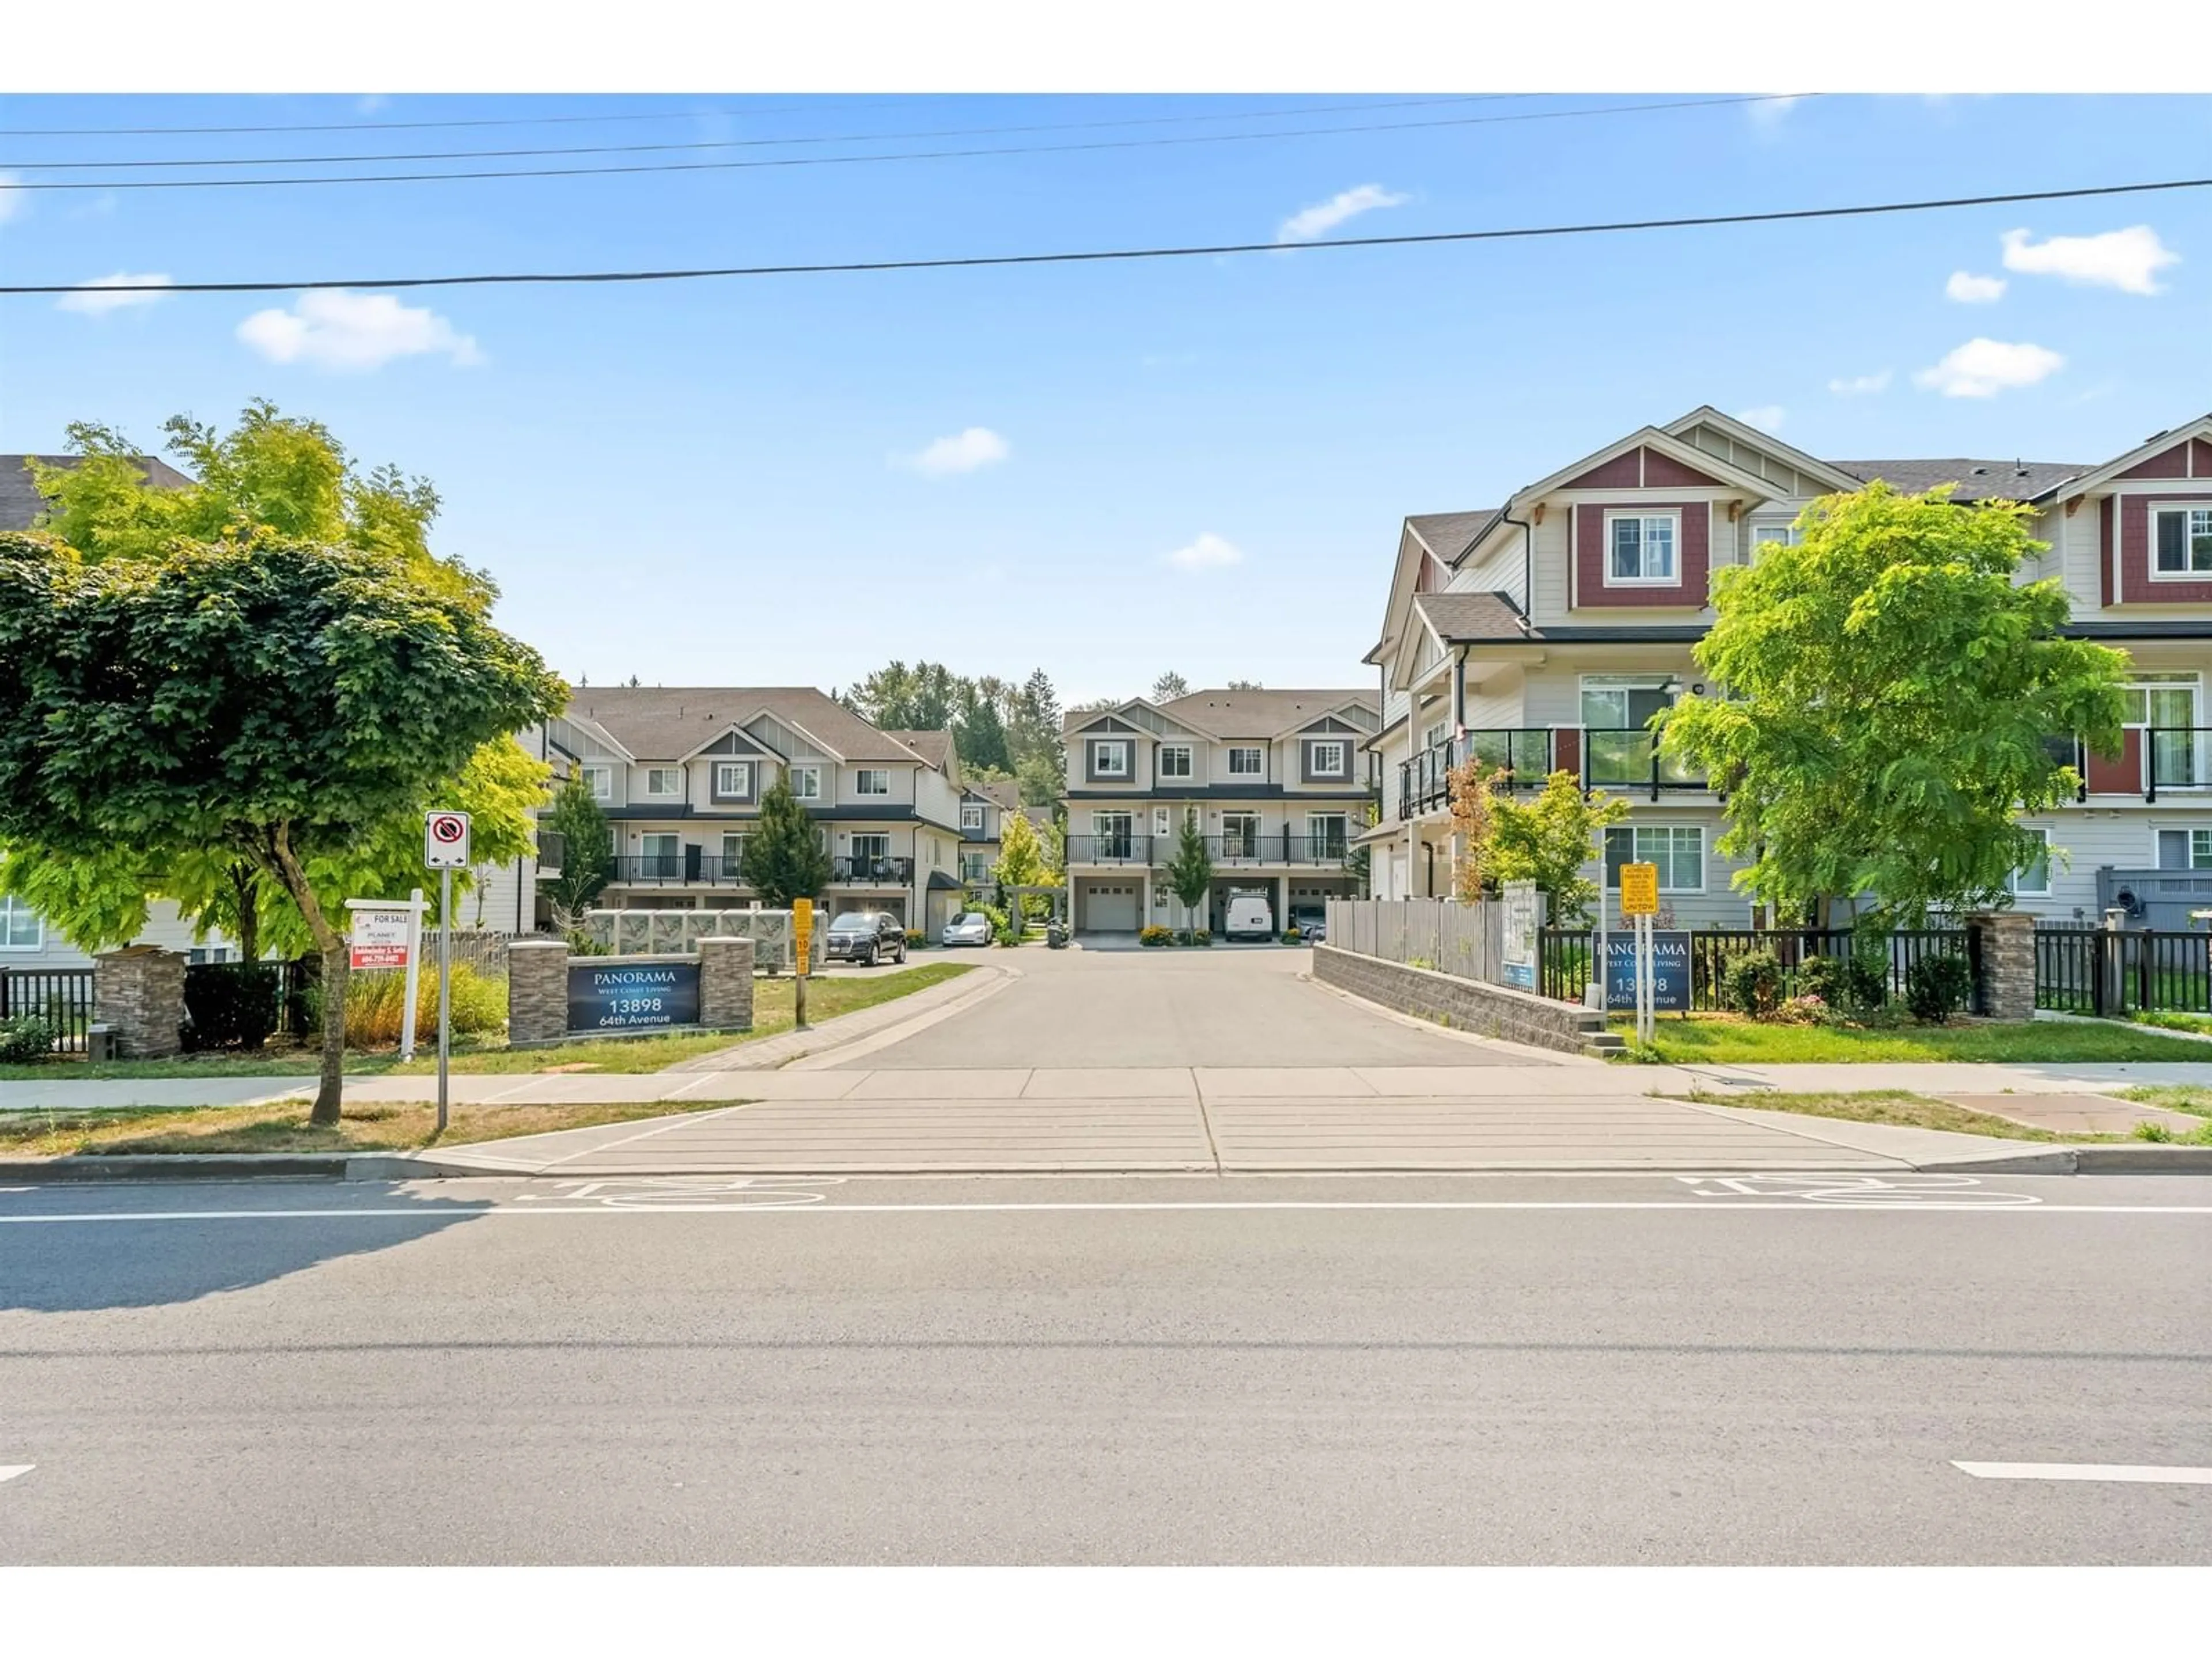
[1, 92, 2206, 702]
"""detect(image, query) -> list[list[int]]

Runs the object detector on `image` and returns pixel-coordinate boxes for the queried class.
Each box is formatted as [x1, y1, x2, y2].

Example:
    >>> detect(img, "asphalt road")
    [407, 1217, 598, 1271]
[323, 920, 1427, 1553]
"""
[844, 946, 1532, 1069]
[2, 1171, 2207, 1565]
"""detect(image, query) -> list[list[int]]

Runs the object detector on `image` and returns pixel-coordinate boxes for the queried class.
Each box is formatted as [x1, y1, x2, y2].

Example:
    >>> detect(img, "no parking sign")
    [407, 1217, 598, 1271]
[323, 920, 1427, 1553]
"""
[423, 810, 471, 869]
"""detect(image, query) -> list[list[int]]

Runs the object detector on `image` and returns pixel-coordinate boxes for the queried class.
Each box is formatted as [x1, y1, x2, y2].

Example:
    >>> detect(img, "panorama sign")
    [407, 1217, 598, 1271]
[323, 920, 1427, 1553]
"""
[567, 961, 702, 1033]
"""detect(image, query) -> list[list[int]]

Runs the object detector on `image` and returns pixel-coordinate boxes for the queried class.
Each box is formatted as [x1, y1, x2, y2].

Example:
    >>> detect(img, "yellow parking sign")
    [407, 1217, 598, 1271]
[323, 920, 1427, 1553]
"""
[1619, 862, 1660, 916]
[793, 897, 813, 978]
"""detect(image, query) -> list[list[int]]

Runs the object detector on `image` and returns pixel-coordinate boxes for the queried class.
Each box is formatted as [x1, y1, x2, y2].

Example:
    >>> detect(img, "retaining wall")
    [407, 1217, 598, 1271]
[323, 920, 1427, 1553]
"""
[1312, 943, 1611, 1056]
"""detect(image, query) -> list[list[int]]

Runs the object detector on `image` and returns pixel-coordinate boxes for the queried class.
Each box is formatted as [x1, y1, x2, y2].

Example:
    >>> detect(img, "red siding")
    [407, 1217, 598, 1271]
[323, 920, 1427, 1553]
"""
[2118, 441, 2191, 480]
[2084, 729, 2142, 796]
[1551, 728, 1581, 782]
[1573, 501, 1710, 609]
[1560, 452, 1641, 490]
[2194, 437, 2212, 477]
[1641, 449, 1728, 489]
[2118, 491, 2212, 603]
[2100, 496, 2114, 607]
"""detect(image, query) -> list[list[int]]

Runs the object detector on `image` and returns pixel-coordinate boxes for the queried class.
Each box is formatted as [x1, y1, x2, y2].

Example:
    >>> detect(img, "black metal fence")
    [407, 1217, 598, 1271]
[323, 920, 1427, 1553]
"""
[0, 967, 94, 1052]
[2035, 926, 2212, 1016]
[1538, 927, 1970, 1012]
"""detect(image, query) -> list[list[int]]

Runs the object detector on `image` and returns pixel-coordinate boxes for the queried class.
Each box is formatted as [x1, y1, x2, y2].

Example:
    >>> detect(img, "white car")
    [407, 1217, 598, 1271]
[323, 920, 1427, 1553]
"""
[940, 911, 994, 948]
[1223, 894, 1276, 941]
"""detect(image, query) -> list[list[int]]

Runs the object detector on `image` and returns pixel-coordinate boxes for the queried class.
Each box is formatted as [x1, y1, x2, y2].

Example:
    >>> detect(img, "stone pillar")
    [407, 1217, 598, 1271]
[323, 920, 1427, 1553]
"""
[507, 938, 571, 1046]
[92, 946, 187, 1058]
[697, 936, 755, 1031]
[1967, 911, 2037, 1021]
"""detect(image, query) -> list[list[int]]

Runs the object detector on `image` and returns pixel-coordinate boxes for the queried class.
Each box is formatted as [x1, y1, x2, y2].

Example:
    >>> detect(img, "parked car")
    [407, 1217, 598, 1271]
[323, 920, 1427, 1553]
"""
[1290, 903, 1327, 944]
[1224, 894, 1276, 942]
[940, 910, 994, 948]
[826, 910, 909, 966]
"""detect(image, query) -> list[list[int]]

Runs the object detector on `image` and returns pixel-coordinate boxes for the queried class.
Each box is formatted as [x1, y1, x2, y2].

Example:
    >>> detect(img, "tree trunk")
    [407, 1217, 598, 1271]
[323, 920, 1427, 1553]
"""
[261, 823, 347, 1127]
[228, 862, 260, 963]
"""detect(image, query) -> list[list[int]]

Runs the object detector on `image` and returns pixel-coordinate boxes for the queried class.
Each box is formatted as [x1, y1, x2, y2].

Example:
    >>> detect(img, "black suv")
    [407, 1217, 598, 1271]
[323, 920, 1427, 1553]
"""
[825, 909, 909, 966]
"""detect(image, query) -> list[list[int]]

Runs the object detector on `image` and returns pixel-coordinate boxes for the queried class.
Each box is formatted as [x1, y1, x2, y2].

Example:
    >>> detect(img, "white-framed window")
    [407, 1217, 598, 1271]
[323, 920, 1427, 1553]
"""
[2152, 505, 2212, 575]
[1158, 744, 1193, 778]
[1308, 812, 1349, 857]
[0, 894, 43, 950]
[1228, 746, 1263, 777]
[2156, 827, 2212, 870]
[1091, 741, 1131, 779]
[1308, 740, 1347, 775]
[1604, 824, 1704, 892]
[581, 763, 613, 802]
[2009, 826, 2054, 895]
[721, 832, 748, 870]
[789, 764, 822, 801]
[850, 832, 891, 863]
[1153, 806, 1171, 836]
[854, 768, 891, 797]
[713, 760, 752, 797]
[1746, 518, 1804, 562]
[644, 766, 683, 799]
[1581, 675, 1678, 730]
[1606, 512, 1679, 584]
[960, 802, 985, 831]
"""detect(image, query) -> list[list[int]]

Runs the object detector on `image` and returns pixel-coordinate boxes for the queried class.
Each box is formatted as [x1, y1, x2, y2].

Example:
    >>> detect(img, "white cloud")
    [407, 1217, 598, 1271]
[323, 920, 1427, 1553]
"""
[1734, 404, 1785, 433]
[1945, 270, 2007, 304]
[2000, 225, 2180, 295]
[235, 289, 482, 372]
[0, 172, 25, 225]
[1277, 183, 1408, 244]
[1827, 369, 1893, 396]
[1748, 94, 1803, 130]
[895, 426, 1009, 478]
[56, 272, 175, 315]
[1163, 532, 1245, 571]
[1913, 338, 2065, 399]
[356, 94, 391, 114]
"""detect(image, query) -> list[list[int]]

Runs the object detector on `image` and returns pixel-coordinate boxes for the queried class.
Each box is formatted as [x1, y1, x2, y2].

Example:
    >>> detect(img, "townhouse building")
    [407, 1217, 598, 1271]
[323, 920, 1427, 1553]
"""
[949, 778, 1048, 889]
[1062, 688, 1381, 934]
[531, 686, 974, 934]
[1362, 407, 2212, 929]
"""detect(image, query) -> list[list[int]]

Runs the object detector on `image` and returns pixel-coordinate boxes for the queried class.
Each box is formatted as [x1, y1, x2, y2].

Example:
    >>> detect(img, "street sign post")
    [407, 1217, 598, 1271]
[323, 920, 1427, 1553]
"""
[1619, 862, 1660, 1045]
[344, 891, 429, 1062]
[423, 812, 470, 1134]
[792, 897, 813, 1030]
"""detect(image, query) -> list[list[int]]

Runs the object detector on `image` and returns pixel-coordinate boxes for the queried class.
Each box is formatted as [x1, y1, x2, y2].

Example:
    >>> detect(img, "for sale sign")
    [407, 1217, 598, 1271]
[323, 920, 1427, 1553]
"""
[349, 907, 413, 971]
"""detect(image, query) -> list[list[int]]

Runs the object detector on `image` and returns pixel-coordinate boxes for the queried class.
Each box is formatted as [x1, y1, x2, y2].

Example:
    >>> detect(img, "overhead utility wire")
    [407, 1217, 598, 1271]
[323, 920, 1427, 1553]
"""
[0, 98, 908, 138]
[5, 177, 2201, 298]
[3, 94, 1517, 168]
[0, 94, 1810, 192]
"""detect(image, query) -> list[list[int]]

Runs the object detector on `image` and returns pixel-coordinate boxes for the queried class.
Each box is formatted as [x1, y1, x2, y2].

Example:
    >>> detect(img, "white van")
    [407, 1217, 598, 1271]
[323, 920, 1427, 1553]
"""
[1224, 893, 1276, 941]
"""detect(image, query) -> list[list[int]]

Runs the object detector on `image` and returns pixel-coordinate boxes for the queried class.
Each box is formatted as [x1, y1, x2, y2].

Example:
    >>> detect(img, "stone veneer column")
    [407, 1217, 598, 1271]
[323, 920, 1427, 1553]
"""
[92, 946, 187, 1058]
[1967, 911, 2037, 1021]
[696, 936, 756, 1031]
[506, 938, 571, 1046]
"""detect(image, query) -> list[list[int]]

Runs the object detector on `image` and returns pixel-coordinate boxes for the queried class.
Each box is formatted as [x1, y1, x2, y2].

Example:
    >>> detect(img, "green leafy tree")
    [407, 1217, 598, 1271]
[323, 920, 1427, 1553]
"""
[1150, 671, 1190, 703]
[992, 808, 1052, 892]
[956, 695, 1012, 773]
[542, 774, 615, 928]
[742, 776, 830, 908]
[1662, 484, 2129, 924]
[1488, 772, 1631, 927]
[0, 533, 563, 1124]
[1014, 748, 1065, 809]
[1164, 809, 1213, 929]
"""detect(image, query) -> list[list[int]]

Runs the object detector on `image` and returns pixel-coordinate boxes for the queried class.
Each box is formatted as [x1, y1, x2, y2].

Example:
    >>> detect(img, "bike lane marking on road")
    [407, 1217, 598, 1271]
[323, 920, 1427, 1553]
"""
[1675, 1174, 2044, 1207]
[0, 1465, 33, 1484]
[1953, 1462, 2212, 1484]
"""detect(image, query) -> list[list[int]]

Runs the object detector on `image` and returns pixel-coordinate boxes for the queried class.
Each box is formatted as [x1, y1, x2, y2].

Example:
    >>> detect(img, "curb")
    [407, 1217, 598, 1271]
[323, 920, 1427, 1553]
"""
[0, 1154, 351, 1182]
[1914, 1145, 2212, 1176]
[669, 963, 1014, 1073]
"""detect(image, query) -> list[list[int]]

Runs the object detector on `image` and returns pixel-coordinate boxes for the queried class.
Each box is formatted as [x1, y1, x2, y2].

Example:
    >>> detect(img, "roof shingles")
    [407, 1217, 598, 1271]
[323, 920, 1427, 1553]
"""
[562, 686, 947, 766]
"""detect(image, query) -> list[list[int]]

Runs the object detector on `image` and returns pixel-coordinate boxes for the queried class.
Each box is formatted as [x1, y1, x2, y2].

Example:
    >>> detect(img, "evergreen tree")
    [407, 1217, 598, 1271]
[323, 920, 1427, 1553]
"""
[956, 696, 1013, 772]
[1164, 809, 1213, 930]
[742, 777, 831, 907]
[543, 775, 614, 927]
[1150, 671, 1190, 703]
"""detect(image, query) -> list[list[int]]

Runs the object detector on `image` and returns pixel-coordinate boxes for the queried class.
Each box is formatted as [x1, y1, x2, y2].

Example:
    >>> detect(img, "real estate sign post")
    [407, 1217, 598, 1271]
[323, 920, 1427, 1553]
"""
[423, 812, 472, 1135]
[1501, 880, 1539, 990]
[344, 891, 428, 1062]
[1619, 862, 1660, 1045]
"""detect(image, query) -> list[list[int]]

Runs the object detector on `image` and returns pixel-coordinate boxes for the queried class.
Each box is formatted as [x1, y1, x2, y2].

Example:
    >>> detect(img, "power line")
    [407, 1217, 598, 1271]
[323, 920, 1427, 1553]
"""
[0, 97, 903, 138]
[5, 177, 2200, 298]
[0, 94, 1809, 192]
[3, 95, 1514, 171]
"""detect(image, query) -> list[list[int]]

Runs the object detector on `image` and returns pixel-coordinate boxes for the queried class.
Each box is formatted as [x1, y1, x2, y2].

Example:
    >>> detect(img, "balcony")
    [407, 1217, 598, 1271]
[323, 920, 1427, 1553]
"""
[534, 828, 566, 878]
[1066, 832, 1154, 866]
[831, 855, 914, 886]
[610, 853, 744, 885]
[1396, 730, 1555, 819]
[1580, 729, 1707, 801]
[2071, 728, 2212, 802]
[1202, 831, 1353, 868]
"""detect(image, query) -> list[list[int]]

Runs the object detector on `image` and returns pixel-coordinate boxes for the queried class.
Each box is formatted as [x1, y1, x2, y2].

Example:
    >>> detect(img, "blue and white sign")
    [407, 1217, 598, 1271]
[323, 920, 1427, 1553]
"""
[567, 961, 700, 1032]
[1603, 931, 1690, 1013]
[1500, 880, 1540, 990]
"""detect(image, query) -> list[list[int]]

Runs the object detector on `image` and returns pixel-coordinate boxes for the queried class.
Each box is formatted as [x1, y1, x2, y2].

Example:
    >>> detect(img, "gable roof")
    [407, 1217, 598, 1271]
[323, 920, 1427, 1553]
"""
[1156, 688, 1379, 739]
[1831, 457, 2087, 502]
[1414, 590, 1531, 644]
[2016, 411, 2212, 502]
[968, 778, 1024, 812]
[1406, 509, 1502, 567]
[560, 687, 933, 765]
[885, 729, 955, 772]
[1, 453, 196, 533]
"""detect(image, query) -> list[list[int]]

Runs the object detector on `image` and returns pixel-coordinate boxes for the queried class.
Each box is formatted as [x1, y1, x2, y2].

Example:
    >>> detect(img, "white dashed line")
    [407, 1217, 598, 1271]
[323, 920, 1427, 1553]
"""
[0, 1465, 33, 1484]
[1953, 1462, 2212, 1484]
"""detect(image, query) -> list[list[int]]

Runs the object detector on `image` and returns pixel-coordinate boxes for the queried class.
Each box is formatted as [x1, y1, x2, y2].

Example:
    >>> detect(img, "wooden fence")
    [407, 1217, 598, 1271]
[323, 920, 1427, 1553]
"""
[1325, 899, 1513, 986]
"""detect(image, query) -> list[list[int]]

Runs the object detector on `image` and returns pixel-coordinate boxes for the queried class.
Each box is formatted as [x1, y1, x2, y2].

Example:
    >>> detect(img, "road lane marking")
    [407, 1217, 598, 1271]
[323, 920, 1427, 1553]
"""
[1676, 1175, 2043, 1207]
[0, 1465, 32, 1483]
[2, 1200, 2210, 1222]
[1953, 1462, 2212, 1484]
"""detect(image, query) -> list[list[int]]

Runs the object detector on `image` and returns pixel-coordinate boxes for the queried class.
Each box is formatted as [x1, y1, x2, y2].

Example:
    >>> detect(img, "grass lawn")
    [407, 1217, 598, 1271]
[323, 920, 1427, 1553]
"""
[0, 963, 973, 1081]
[2113, 1084, 2212, 1118]
[2131, 1012, 2212, 1037]
[1615, 1014, 2212, 1065]
[0, 1097, 736, 1158]
[1673, 1087, 2123, 1143]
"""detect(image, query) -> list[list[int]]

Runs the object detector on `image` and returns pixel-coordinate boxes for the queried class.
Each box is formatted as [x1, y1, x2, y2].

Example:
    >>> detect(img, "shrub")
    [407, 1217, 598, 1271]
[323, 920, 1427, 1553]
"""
[1191, 929, 1213, 946]
[1282, 924, 1302, 942]
[904, 929, 926, 949]
[1772, 994, 1829, 1026]
[1139, 925, 1172, 947]
[1904, 952, 1974, 1024]
[1721, 950, 1784, 1018]
[181, 962, 282, 1051]
[1794, 953, 1844, 1004]
[1172, 929, 1193, 946]
[343, 962, 506, 1050]
[0, 1015, 58, 1064]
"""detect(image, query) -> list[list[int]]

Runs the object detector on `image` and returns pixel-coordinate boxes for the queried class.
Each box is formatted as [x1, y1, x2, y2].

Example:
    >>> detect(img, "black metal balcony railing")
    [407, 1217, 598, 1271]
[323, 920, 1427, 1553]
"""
[2148, 728, 2212, 800]
[611, 854, 744, 884]
[1065, 832, 1153, 865]
[1396, 730, 1555, 820]
[1581, 729, 1706, 801]
[832, 855, 914, 885]
[1066, 831, 1350, 867]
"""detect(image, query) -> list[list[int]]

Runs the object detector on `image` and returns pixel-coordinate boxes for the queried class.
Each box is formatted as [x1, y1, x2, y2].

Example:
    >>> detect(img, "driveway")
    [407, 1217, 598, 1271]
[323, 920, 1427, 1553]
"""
[830, 945, 1537, 1070]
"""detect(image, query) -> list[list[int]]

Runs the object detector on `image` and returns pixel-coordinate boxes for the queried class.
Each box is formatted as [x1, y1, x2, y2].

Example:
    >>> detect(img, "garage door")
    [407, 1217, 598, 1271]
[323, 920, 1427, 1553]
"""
[1084, 882, 1140, 932]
